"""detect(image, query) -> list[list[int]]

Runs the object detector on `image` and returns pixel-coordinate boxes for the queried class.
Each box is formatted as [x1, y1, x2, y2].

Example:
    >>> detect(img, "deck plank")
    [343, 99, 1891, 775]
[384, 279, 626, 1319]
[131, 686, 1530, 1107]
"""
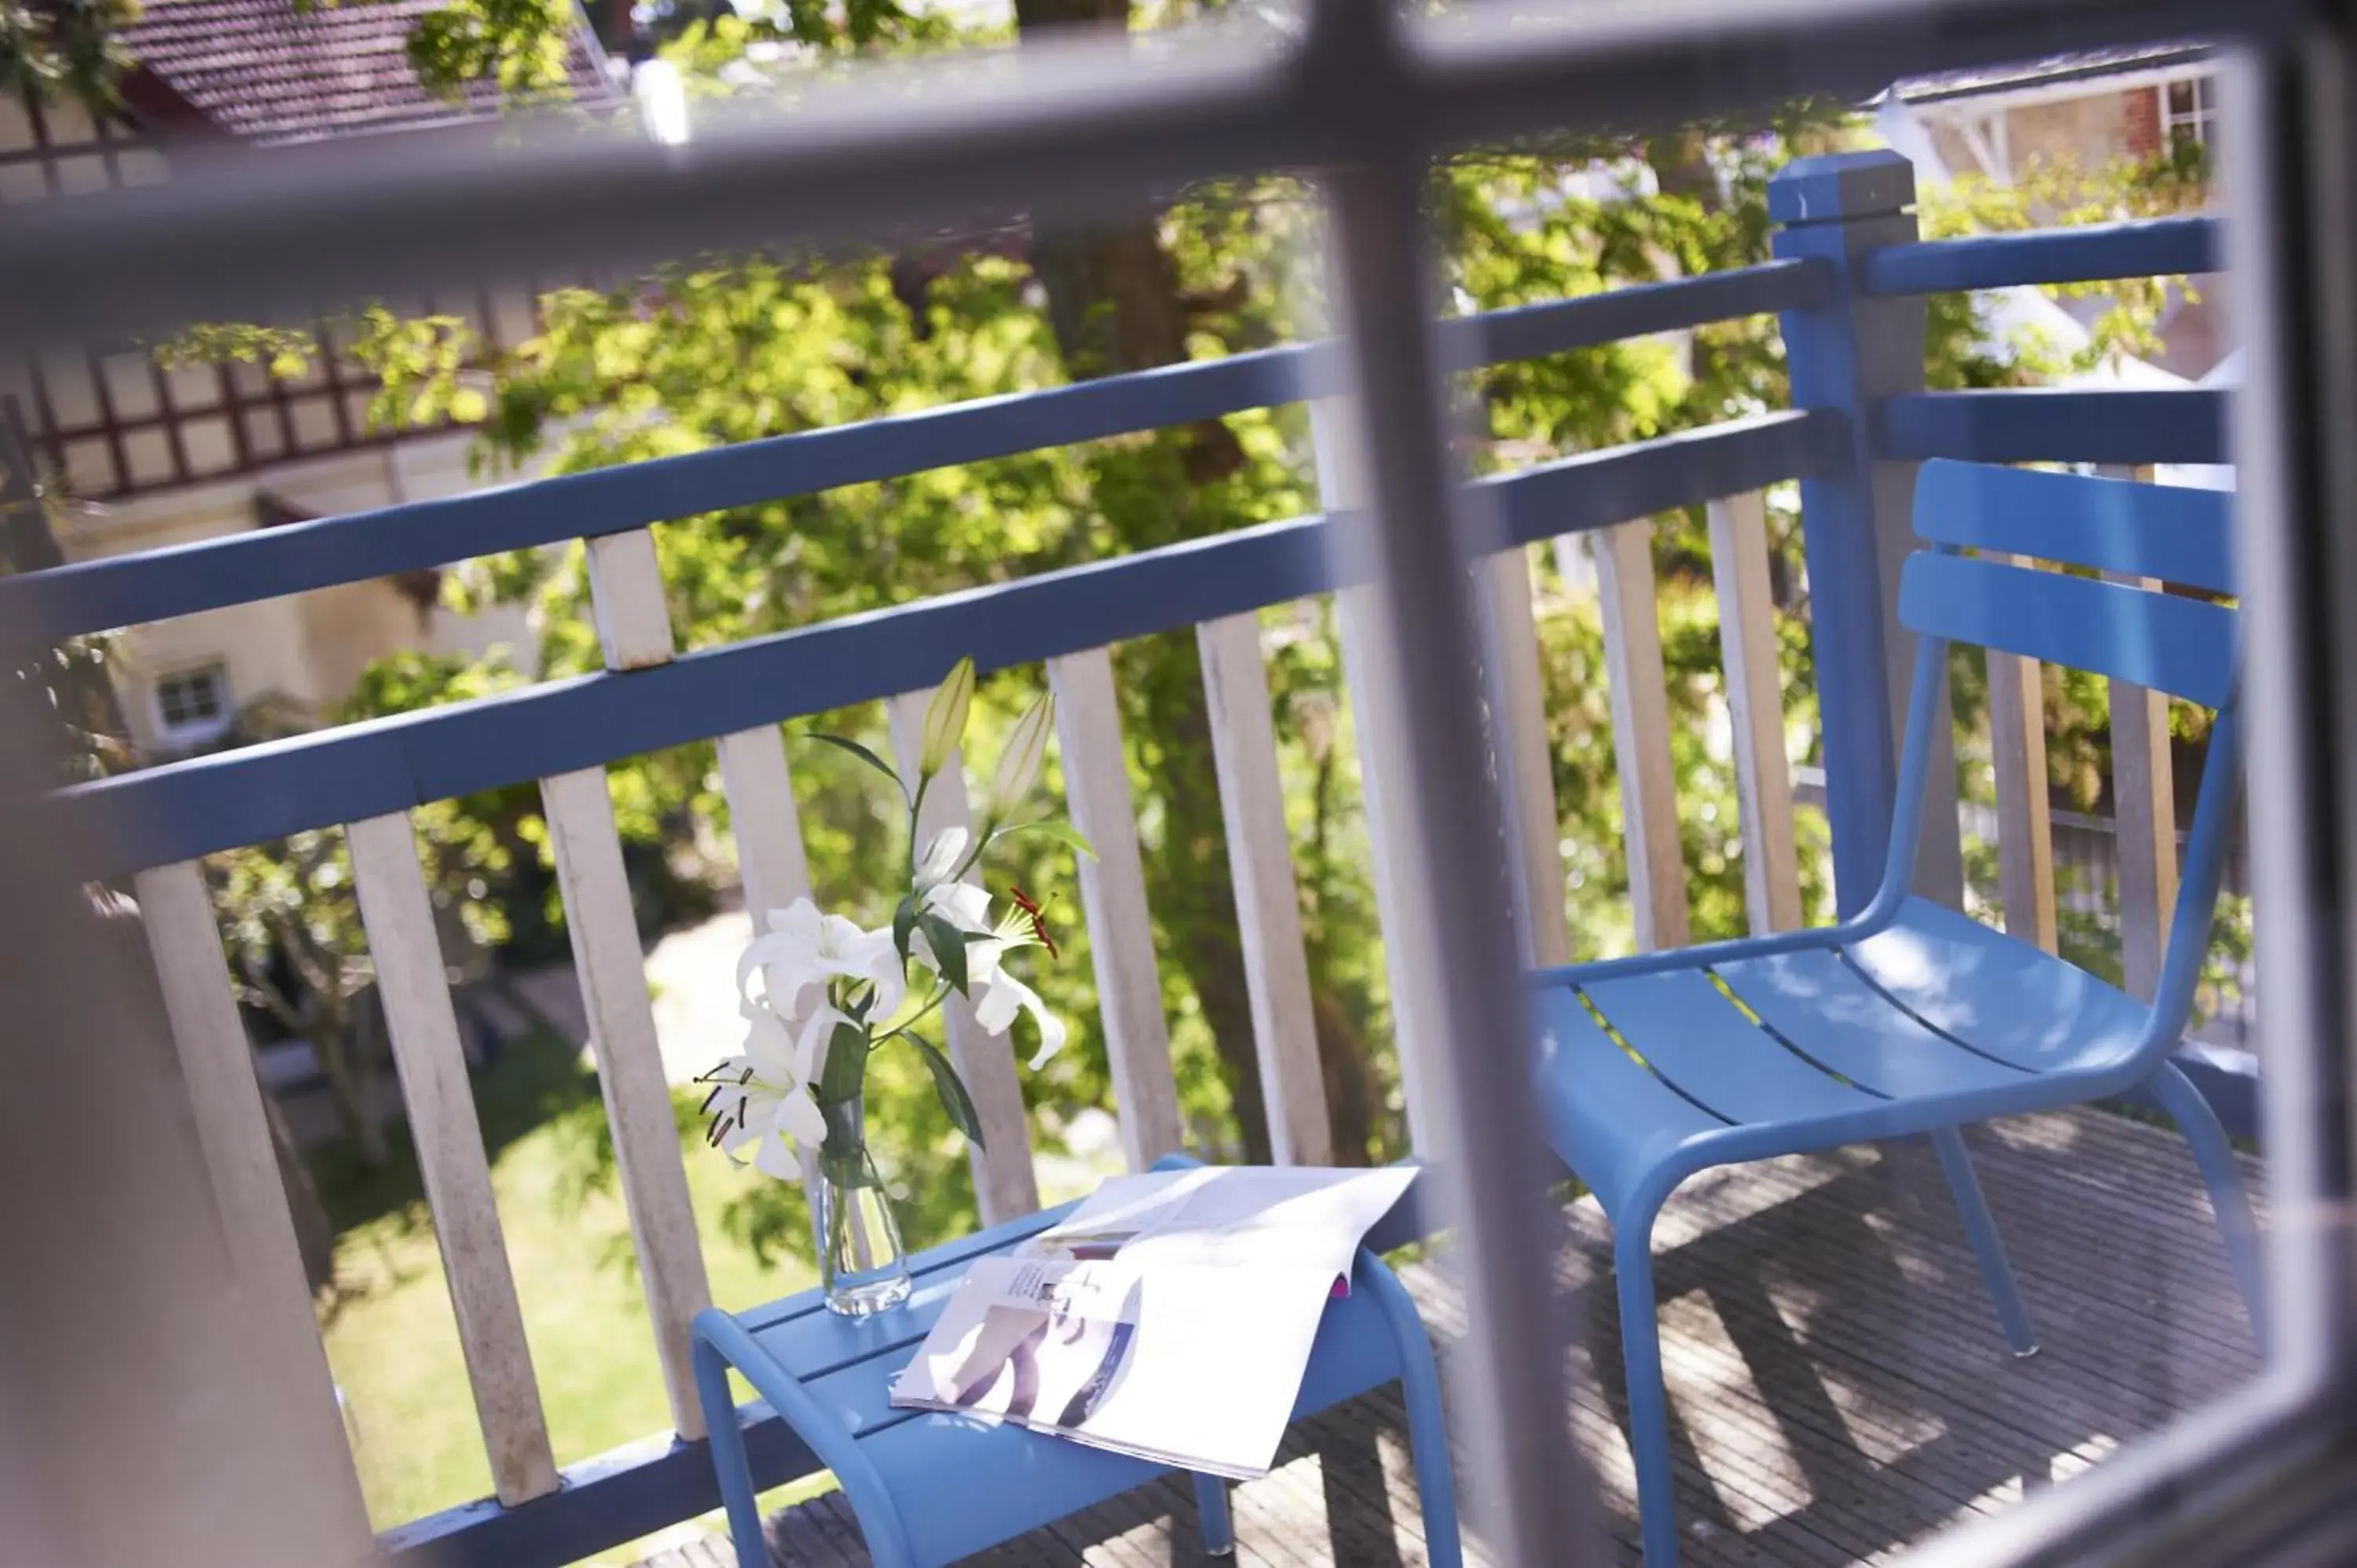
[668, 1105, 2263, 1567]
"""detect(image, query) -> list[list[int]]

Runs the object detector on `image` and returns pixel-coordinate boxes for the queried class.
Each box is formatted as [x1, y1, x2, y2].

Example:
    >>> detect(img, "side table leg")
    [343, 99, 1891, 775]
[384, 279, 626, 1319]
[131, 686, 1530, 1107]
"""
[695, 1335, 768, 1568]
[1192, 1473, 1234, 1557]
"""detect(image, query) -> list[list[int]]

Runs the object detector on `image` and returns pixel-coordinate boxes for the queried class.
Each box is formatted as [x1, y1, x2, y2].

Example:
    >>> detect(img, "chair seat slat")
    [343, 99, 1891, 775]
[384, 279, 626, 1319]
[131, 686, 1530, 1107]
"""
[1583, 969, 1881, 1125]
[1711, 949, 2029, 1099]
[1528, 985, 1723, 1218]
[1845, 898, 2150, 1074]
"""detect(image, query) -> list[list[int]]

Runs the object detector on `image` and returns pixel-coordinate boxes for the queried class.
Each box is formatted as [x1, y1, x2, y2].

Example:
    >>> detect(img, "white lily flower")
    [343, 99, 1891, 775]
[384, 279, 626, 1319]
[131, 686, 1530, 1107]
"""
[703, 1002, 836, 1178]
[737, 896, 904, 1020]
[911, 887, 1065, 1066]
[915, 826, 970, 888]
[973, 965, 1068, 1069]
[919, 877, 992, 934]
[912, 881, 1038, 984]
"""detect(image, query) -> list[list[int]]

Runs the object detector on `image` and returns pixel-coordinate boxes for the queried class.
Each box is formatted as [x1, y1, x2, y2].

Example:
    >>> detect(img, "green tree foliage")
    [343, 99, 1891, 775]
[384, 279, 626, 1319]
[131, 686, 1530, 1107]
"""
[0, 0, 137, 112]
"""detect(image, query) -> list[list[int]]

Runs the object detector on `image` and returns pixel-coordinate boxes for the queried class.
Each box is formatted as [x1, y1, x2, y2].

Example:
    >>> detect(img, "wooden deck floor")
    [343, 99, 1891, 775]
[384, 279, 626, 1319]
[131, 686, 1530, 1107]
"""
[638, 1107, 2264, 1568]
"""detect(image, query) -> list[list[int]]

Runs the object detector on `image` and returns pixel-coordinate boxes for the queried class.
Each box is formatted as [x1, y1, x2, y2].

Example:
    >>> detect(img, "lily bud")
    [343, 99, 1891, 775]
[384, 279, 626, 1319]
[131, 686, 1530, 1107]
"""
[987, 693, 1055, 819]
[918, 656, 976, 779]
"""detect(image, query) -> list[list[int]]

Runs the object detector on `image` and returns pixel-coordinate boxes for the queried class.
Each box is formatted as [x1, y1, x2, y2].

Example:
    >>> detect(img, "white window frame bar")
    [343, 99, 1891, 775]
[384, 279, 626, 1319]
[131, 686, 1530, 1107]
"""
[149, 661, 233, 749]
[5, 4, 2349, 1566]
[2161, 72, 2221, 146]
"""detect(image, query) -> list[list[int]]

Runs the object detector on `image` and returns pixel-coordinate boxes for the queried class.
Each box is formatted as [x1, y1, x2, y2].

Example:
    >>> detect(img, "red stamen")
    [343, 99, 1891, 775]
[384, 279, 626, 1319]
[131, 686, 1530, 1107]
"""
[1007, 885, 1059, 959]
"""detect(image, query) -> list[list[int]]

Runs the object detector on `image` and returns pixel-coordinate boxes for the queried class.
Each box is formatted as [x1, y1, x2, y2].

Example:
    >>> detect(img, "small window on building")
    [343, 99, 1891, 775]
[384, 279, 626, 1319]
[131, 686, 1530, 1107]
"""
[153, 662, 232, 746]
[2163, 75, 2217, 149]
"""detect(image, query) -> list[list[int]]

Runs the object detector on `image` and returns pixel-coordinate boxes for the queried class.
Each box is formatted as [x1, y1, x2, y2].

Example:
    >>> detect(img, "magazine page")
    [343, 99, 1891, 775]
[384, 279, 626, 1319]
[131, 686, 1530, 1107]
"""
[889, 1165, 1415, 1477]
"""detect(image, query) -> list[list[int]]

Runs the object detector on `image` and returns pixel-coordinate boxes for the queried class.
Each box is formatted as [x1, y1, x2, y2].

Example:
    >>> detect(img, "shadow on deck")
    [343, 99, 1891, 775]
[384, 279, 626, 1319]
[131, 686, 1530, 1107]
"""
[640, 1106, 2263, 1568]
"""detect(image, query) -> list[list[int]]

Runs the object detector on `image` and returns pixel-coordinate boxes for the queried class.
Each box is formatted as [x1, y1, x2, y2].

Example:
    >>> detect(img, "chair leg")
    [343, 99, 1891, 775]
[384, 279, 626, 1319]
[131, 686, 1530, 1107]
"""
[1614, 1218, 1680, 1568]
[1192, 1473, 1233, 1558]
[2146, 1061, 2270, 1350]
[693, 1335, 768, 1568]
[1355, 1250, 1464, 1568]
[1931, 1127, 2039, 1356]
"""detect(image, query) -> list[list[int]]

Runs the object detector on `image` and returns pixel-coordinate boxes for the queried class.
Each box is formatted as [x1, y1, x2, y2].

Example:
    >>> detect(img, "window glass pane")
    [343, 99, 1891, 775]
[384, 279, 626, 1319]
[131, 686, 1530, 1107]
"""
[156, 666, 225, 728]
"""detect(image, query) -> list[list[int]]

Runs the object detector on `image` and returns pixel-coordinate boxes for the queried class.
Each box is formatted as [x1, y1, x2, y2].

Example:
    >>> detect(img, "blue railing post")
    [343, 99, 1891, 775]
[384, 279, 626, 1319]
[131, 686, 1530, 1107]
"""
[1771, 150, 1958, 916]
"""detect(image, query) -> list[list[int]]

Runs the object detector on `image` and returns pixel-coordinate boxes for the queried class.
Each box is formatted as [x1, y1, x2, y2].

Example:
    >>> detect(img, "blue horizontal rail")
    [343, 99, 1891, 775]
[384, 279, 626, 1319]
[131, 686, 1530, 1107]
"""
[1861, 216, 2223, 296]
[0, 259, 1827, 648]
[46, 409, 1842, 880]
[1875, 389, 2230, 467]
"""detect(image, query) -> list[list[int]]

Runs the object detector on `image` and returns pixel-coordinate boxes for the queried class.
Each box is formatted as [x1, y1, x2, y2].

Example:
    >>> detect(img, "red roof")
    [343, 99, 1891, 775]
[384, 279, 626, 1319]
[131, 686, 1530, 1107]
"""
[119, 0, 618, 147]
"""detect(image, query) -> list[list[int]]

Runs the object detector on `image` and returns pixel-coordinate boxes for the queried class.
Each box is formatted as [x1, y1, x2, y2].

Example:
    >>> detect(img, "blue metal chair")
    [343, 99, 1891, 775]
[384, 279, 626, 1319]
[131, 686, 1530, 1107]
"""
[1529, 460, 2265, 1566]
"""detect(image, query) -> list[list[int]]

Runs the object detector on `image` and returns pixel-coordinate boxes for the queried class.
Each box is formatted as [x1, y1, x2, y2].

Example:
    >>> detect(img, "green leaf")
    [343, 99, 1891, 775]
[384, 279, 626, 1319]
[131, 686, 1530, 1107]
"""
[803, 731, 906, 799]
[991, 816, 1098, 862]
[892, 892, 918, 969]
[918, 910, 970, 995]
[911, 1036, 986, 1150]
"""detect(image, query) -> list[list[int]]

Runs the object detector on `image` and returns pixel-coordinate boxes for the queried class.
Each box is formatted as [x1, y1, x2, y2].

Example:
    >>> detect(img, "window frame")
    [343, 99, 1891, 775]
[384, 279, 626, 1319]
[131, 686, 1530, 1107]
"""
[148, 661, 232, 749]
[2162, 72, 2221, 148]
[2, 6, 2352, 1567]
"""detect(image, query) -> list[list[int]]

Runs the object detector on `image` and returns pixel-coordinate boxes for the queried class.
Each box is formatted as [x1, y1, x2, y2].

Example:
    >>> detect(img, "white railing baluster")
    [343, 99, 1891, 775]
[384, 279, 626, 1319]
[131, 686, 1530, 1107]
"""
[1197, 611, 1332, 1165]
[2089, 465, 2179, 1002]
[1047, 647, 1185, 1169]
[1334, 581, 1439, 1157]
[2110, 581, 2179, 1003]
[1477, 544, 1574, 968]
[716, 726, 814, 921]
[541, 767, 712, 1439]
[583, 529, 676, 670]
[1985, 557, 2058, 952]
[132, 861, 374, 1556]
[346, 813, 559, 1504]
[714, 725, 827, 1200]
[1707, 493, 1803, 936]
[888, 691, 1042, 1224]
[567, 510, 710, 1436]
[1589, 519, 1692, 951]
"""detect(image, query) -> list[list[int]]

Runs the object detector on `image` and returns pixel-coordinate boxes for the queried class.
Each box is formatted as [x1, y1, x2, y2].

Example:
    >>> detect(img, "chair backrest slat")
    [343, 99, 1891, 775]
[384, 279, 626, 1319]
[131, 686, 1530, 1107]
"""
[1898, 553, 2236, 707]
[1913, 458, 2235, 595]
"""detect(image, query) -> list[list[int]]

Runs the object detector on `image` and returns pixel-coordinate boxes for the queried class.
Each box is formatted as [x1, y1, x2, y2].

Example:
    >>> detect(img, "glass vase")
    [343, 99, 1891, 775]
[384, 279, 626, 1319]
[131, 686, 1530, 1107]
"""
[816, 1095, 911, 1317]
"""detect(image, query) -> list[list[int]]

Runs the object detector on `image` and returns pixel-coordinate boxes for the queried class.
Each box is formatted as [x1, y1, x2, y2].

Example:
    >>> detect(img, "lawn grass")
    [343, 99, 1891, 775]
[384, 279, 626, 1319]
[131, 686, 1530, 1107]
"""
[312, 1028, 824, 1560]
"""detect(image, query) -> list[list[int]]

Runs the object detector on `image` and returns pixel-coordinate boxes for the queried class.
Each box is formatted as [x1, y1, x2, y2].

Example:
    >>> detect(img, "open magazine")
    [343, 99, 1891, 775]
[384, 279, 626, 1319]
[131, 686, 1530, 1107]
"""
[889, 1164, 1417, 1478]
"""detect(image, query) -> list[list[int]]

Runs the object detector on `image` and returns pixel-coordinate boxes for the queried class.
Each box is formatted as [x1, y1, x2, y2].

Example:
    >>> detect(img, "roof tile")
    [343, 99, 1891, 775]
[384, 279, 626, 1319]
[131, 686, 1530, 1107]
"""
[122, 0, 617, 146]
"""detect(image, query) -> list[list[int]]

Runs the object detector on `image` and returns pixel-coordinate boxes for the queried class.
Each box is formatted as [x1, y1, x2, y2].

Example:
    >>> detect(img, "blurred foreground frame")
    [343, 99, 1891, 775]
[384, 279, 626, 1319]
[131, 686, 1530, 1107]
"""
[8, 3, 2357, 1568]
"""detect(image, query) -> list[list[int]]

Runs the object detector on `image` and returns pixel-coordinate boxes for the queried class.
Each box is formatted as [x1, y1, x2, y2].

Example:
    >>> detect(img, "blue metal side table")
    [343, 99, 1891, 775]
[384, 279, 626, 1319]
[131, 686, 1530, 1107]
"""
[691, 1171, 1463, 1568]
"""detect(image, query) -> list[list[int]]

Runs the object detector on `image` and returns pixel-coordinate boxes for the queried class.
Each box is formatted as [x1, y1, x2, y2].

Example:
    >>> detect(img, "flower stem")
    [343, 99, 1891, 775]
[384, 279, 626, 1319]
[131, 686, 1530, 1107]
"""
[949, 817, 997, 883]
[907, 773, 933, 881]
[871, 983, 951, 1049]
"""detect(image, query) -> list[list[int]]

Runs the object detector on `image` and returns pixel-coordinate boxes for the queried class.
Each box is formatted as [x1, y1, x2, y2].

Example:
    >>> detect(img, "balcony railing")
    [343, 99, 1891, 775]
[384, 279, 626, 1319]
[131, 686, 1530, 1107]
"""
[0, 163, 2242, 1568]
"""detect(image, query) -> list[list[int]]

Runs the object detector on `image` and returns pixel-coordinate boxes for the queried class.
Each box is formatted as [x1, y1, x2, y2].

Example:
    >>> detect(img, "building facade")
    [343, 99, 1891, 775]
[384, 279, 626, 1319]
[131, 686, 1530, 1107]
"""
[1893, 41, 2227, 381]
[2, 0, 619, 758]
